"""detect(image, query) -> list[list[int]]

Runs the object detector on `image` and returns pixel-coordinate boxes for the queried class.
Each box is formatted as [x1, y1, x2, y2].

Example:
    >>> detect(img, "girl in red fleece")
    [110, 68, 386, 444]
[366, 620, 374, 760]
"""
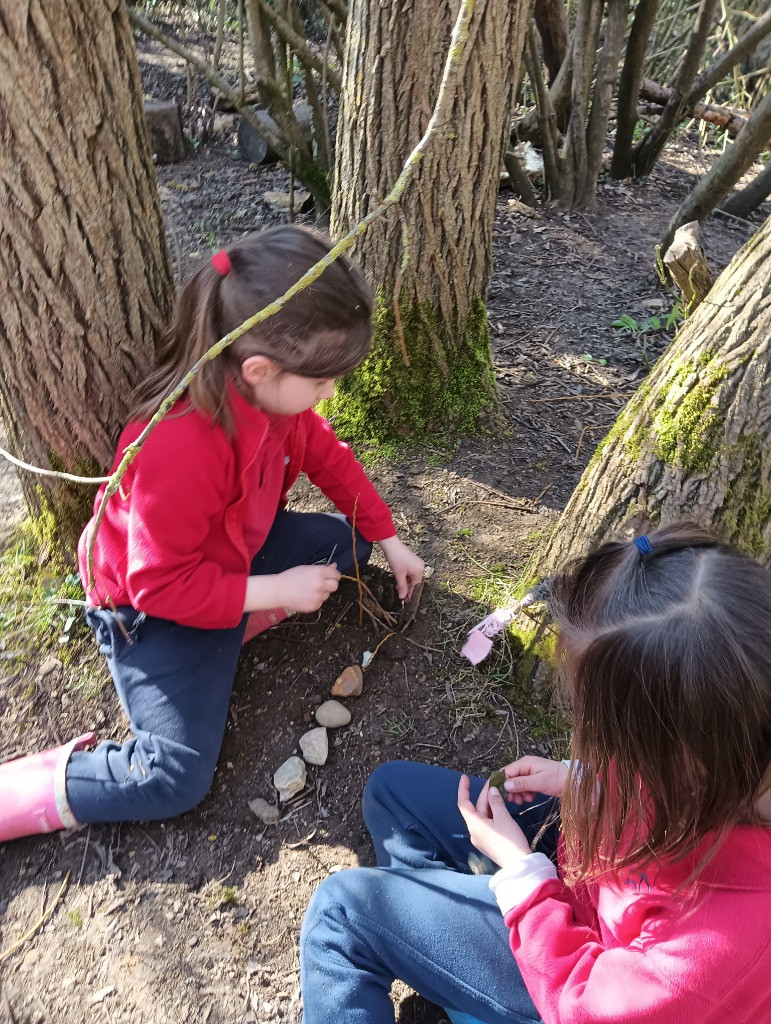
[301, 524, 771, 1023]
[0, 225, 423, 841]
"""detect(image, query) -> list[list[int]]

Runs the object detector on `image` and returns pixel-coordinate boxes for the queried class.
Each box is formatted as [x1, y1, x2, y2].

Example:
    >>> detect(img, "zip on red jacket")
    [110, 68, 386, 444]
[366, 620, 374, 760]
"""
[78, 385, 396, 629]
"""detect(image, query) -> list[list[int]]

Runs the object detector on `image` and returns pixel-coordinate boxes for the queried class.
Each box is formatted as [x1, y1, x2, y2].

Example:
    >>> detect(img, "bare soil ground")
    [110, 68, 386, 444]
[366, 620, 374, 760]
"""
[0, 35, 765, 1024]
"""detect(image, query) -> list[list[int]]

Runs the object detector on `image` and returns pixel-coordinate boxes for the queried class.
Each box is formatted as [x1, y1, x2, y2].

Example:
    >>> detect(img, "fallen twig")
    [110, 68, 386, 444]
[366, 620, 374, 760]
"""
[0, 872, 70, 964]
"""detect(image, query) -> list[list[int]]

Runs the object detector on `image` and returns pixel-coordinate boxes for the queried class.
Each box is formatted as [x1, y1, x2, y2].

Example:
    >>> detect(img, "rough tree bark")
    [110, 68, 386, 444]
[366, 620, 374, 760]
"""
[541, 214, 771, 573]
[579, 0, 629, 207]
[327, 0, 531, 442]
[0, 1, 174, 552]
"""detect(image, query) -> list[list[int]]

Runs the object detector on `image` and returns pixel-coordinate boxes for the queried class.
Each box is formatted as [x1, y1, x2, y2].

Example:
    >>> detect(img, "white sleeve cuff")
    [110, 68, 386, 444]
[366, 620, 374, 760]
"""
[488, 852, 558, 916]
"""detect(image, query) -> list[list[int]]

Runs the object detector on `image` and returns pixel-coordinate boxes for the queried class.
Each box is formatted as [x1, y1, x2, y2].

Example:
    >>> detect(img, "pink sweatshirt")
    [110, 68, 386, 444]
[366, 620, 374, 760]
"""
[490, 824, 771, 1022]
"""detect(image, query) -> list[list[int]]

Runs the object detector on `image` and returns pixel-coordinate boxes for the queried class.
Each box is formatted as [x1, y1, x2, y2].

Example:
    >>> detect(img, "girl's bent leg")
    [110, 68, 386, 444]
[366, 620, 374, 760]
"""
[301, 865, 540, 1024]
[363, 761, 559, 872]
[251, 509, 372, 578]
[65, 608, 245, 823]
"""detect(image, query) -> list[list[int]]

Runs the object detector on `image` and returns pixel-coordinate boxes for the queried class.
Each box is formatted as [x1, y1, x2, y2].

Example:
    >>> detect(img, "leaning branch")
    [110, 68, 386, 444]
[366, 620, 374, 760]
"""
[253, 0, 342, 94]
[86, 0, 477, 587]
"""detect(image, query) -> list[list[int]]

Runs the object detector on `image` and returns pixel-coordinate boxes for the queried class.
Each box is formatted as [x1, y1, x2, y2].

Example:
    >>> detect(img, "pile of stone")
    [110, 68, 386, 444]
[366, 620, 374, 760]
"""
[249, 665, 365, 822]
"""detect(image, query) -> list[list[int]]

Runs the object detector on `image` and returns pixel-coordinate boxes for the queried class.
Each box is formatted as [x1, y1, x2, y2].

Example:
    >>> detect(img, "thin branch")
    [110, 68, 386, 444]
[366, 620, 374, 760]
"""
[253, 0, 342, 93]
[688, 7, 771, 106]
[321, 0, 348, 25]
[87, 0, 477, 588]
[212, 0, 226, 71]
[525, 22, 562, 201]
[0, 445, 110, 484]
[0, 872, 70, 964]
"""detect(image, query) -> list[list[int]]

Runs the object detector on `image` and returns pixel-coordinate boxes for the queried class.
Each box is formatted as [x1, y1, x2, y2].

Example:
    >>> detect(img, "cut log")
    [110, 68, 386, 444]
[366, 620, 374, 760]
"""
[662, 221, 715, 310]
[144, 99, 186, 163]
[639, 78, 748, 137]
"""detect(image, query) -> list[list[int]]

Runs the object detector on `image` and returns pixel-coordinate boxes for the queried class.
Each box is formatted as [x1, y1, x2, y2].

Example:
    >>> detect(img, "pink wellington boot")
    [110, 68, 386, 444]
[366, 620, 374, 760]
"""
[242, 607, 288, 645]
[0, 732, 96, 842]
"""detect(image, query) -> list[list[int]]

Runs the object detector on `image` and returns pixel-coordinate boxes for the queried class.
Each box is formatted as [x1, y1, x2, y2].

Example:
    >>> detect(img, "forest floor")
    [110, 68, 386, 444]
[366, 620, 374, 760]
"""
[0, 31, 766, 1024]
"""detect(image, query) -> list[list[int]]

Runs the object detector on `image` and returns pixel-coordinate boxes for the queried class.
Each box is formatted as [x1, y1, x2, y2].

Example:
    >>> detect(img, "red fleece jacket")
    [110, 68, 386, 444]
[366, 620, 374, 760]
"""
[494, 825, 771, 1023]
[78, 387, 395, 629]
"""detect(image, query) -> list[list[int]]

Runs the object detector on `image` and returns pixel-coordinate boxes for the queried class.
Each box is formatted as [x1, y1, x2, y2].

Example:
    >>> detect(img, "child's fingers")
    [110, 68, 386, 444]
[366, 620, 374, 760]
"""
[475, 780, 492, 818]
[457, 774, 476, 817]
[504, 757, 538, 779]
[488, 785, 514, 821]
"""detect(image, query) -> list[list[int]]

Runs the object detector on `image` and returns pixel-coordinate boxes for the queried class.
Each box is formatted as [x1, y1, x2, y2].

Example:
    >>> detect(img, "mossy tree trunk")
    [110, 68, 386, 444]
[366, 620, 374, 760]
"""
[327, 0, 531, 443]
[0, 1, 174, 554]
[541, 214, 771, 573]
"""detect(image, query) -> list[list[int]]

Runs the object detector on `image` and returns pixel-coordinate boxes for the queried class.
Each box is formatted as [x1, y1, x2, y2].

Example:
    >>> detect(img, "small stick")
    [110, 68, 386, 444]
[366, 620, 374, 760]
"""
[531, 482, 552, 506]
[528, 391, 635, 404]
[364, 631, 396, 669]
[0, 872, 70, 964]
[575, 422, 612, 459]
[349, 500, 364, 626]
[339, 575, 395, 622]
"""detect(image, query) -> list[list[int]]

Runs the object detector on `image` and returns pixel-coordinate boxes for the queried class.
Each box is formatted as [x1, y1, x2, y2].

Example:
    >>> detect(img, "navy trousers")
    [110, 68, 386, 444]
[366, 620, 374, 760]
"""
[300, 761, 559, 1024]
[66, 510, 371, 823]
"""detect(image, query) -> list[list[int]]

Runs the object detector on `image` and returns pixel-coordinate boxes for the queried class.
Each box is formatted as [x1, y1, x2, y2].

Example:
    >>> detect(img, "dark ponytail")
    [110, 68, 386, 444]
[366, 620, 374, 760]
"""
[551, 523, 771, 883]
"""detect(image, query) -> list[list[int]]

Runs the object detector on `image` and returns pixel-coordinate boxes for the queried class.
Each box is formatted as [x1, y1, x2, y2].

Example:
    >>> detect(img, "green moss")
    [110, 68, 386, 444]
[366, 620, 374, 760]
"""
[719, 434, 771, 558]
[0, 519, 93, 673]
[608, 356, 732, 476]
[651, 364, 729, 474]
[24, 452, 104, 563]
[322, 289, 497, 444]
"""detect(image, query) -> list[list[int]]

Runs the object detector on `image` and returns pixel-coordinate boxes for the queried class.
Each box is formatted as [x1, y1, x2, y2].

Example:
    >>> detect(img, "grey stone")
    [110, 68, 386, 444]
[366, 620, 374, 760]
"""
[315, 700, 351, 728]
[248, 796, 280, 824]
[299, 727, 328, 766]
[273, 756, 306, 802]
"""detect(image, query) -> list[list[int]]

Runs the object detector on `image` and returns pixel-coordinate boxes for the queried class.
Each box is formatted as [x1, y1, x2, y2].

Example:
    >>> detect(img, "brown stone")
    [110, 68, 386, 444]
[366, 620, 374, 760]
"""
[331, 664, 363, 698]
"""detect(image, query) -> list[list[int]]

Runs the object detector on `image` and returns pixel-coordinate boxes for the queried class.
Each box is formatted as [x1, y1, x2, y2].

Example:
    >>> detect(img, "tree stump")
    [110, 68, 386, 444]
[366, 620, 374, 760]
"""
[144, 99, 186, 163]
[662, 220, 715, 310]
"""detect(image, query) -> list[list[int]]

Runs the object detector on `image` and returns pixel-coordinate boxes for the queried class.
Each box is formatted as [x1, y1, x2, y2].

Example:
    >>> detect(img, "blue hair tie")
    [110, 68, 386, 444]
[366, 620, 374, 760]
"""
[634, 535, 653, 555]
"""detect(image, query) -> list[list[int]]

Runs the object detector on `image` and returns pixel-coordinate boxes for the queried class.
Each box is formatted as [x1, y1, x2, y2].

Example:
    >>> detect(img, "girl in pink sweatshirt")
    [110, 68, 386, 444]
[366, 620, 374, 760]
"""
[301, 523, 771, 1023]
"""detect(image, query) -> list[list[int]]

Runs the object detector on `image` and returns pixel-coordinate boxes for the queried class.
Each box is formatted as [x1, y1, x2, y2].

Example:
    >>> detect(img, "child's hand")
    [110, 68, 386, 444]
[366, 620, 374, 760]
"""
[502, 756, 569, 805]
[377, 536, 424, 600]
[457, 775, 531, 868]
[275, 564, 341, 612]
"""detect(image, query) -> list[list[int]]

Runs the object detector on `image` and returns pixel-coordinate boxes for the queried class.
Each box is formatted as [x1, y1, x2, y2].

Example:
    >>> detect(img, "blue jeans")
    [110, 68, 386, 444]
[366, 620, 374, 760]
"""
[66, 510, 372, 823]
[301, 761, 558, 1024]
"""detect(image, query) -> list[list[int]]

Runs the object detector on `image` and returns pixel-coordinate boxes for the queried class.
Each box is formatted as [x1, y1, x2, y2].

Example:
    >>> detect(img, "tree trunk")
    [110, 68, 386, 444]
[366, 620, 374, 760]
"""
[579, 0, 629, 208]
[328, 0, 531, 442]
[542, 214, 771, 573]
[631, 0, 719, 179]
[610, 0, 662, 179]
[0, 1, 174, 553]
[533, 0, 568, 86]
[721, 159, 771, 219]
[558, 0, 603, 208]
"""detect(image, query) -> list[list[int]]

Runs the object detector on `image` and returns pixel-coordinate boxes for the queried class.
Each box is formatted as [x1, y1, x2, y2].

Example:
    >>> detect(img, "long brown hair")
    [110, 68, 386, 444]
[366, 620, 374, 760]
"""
[129, 225, 373, 434]
[550, 523, 771, 884]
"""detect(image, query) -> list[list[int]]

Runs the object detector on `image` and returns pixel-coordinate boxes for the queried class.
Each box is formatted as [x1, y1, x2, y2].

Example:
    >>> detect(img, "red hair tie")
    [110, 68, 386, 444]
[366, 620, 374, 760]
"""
[211, 249, 232, 276]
